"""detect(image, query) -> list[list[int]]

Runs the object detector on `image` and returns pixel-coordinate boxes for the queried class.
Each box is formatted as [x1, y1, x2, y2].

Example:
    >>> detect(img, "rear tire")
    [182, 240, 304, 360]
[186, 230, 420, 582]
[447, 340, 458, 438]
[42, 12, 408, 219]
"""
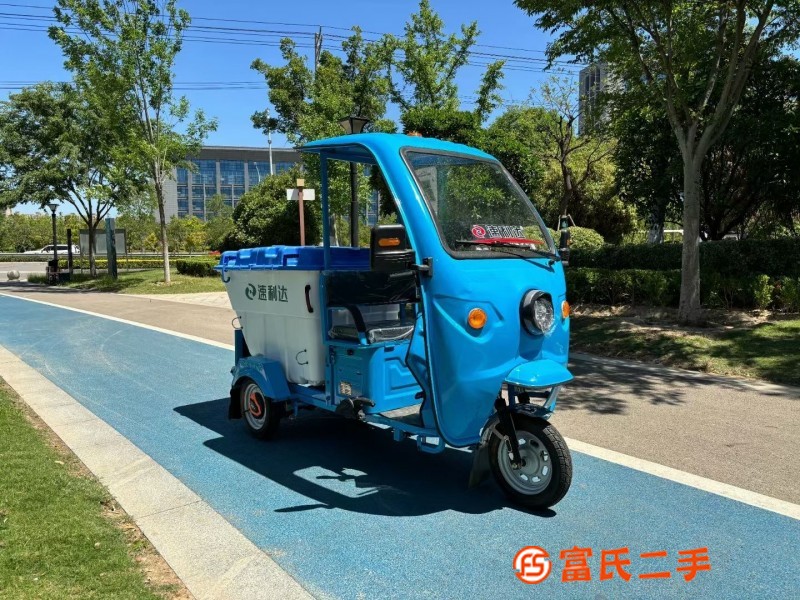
[240, 379, 281, 440]
[489, 417, 571, 509]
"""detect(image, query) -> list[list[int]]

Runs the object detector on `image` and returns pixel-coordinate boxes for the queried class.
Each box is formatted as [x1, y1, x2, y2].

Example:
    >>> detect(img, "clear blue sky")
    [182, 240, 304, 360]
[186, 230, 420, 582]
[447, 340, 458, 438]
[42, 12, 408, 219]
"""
[0, 0, 578, 149]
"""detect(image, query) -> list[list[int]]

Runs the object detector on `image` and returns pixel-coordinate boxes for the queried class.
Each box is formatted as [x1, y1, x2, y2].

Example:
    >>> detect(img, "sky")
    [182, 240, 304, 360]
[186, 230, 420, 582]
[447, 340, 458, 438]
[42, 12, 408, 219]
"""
[0, 0, 581, 150]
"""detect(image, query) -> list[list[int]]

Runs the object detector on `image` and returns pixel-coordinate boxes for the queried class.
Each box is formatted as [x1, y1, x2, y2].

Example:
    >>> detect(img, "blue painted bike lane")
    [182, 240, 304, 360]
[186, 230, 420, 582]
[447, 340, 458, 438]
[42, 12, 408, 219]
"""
[0, 294, 798, 599]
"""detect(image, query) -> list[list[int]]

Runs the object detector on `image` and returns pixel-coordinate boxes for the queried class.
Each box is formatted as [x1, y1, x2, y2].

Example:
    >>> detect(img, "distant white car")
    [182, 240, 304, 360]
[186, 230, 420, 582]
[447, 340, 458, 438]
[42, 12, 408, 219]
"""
[23, 244, 81, 255]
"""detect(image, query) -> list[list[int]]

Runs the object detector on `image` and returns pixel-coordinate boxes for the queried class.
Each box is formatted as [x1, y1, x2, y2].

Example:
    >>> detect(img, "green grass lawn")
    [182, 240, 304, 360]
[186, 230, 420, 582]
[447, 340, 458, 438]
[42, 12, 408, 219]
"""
[0, 381, 180, 599]
[30, 269, 225, 295]
[571, 309, 800, 387]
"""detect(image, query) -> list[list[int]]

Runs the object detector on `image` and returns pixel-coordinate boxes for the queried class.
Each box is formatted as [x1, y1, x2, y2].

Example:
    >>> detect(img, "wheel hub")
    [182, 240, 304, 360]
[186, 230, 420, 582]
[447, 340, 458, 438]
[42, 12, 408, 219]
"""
[498, 430, 552, 494]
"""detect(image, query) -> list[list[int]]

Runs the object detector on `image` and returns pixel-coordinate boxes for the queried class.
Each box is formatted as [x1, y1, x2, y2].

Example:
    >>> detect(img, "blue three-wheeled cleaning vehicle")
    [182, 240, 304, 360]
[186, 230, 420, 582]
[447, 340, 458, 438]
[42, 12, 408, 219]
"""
[217, 133, 574, 508]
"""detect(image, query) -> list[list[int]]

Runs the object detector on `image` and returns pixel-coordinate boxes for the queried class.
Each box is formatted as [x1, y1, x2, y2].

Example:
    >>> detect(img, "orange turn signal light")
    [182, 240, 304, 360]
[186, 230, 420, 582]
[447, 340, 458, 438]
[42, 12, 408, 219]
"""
[378, 237, 401, 247]
[562, 301, 571, 319]
[468, 308, 487, 329]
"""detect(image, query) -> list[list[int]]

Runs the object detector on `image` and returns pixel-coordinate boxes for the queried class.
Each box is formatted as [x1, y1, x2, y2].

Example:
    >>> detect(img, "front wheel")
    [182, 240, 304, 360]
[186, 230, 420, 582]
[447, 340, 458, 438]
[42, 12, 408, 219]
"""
[489, 417, 572, 509]
[240, 379, 281, 440]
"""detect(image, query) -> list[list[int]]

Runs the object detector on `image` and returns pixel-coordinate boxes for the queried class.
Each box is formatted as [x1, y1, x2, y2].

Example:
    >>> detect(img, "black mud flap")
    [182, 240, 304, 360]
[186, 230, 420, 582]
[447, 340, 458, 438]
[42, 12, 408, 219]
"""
[468, 442, 491, 488]
[228, 387, 242, 420]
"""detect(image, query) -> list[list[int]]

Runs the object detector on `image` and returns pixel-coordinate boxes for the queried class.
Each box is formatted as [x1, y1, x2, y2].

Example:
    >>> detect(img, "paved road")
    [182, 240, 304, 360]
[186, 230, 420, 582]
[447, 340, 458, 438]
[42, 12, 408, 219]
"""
[0, 261, 46, 281]
[0, 290, 797, 598]
[3, 283, 798, 504]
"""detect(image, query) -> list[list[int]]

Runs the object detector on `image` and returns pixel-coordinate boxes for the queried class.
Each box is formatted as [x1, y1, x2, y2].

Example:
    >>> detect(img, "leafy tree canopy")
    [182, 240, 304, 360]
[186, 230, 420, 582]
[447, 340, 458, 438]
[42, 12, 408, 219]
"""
[227, 170, 321, 250]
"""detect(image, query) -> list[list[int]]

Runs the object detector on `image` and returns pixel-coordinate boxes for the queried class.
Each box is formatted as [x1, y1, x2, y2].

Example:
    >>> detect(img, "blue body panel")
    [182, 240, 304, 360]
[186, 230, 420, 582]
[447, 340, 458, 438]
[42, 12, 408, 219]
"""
[329, 341, 421, 414]
[231, 356, 291, 402]
[303, 133, 572, 447]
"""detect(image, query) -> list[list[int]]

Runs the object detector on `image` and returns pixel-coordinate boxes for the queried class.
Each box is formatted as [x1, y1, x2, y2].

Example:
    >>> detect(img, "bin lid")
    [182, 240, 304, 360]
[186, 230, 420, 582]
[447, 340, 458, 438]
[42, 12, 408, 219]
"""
[217, 245, 370, 271]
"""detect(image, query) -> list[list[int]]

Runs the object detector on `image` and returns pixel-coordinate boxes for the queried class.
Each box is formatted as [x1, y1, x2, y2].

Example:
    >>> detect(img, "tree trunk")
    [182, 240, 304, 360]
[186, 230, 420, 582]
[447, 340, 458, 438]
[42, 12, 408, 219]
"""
[155, 181, 171, 283]
[559, 161, 573, 217]
[678, 156, 703, 324]
[88, 214, 97, 277]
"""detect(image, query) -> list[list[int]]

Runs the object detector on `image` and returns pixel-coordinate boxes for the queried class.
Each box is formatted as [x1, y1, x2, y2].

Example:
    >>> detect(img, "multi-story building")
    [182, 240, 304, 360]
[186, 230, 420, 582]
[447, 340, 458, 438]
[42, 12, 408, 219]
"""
[162, 146, 301, 221]
[161, 144, 383, 228]
[578, 62, 609, 136]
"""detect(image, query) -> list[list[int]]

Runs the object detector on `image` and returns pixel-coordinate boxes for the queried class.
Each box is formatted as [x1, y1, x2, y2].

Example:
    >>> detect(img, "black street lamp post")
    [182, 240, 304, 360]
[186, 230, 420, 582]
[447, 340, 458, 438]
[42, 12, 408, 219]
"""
[47, 202, 58, 282]
[339, 115, 370, 247]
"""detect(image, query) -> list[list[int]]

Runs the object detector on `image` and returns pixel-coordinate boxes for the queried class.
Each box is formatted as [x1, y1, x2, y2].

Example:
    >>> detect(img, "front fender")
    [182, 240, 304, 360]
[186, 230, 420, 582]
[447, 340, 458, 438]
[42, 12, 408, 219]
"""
[229, 356, 291, 419]
[505, 359, 573, 388]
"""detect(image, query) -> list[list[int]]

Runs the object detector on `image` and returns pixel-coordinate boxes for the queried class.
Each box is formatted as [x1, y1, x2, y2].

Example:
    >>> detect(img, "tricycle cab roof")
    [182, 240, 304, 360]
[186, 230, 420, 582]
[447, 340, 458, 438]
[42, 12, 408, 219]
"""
[301, 132, 496, 165]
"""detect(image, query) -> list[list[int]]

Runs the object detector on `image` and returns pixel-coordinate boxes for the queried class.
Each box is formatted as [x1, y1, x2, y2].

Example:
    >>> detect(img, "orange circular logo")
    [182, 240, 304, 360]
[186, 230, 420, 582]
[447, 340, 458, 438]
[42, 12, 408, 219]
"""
[514, 546, 551, 584]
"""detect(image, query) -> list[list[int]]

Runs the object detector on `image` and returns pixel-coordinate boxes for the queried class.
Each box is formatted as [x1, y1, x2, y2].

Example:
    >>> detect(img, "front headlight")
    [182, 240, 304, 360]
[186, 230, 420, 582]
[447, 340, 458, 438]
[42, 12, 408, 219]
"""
[533, 296, 555, 331]
[521, 290, 555, 334]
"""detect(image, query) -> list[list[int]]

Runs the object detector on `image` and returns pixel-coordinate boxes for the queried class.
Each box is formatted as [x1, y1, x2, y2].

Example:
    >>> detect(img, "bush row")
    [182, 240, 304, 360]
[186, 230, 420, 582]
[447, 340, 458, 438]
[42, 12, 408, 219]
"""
[176, 258, 219, 277]
[58, 258, 165, 269]
[0, 254, 52, 262]
[570, 237, 800, 277]
[566, 268, 800, 311]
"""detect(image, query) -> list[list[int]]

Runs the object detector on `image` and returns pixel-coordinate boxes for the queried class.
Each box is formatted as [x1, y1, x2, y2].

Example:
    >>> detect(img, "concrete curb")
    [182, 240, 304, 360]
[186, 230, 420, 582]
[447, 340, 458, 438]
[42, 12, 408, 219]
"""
[0, 345, 314, 600]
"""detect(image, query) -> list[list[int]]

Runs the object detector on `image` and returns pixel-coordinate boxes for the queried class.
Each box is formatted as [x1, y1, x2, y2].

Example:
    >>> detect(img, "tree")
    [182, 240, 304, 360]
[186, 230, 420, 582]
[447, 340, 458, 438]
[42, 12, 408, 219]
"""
[228, 170, 321, 249]
[613, 101, 683, 243]
[484, 106, 549, 198]
[50, 0, 217, 283]
[0, 82, 141, 273]
[205, 194, 235, 251]
[166, 215, 205, 253]
[381, 0, 505, 144]
[252, 28, 393, 233]
[0, 213, 53, 252]
[116, 188, 157, 252]
[613, 53, 800, 241]
[532, 76, 616, 220]
[516, 0, 800, 321]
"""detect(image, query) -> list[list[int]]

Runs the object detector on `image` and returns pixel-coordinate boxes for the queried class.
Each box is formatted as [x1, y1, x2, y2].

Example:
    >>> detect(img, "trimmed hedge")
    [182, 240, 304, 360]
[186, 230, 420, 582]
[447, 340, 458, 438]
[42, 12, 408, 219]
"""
[570, 237, 800, 277]
[176, 258, 219, 277]
[58, 258, 164, 269]
[566, 268, 800, 311]
[0, 254, 53, 262]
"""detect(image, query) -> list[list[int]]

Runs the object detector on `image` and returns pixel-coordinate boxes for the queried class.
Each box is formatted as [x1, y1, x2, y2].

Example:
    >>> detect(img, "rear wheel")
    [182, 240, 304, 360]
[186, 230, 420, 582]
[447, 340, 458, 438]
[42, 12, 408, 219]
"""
[489, 417, 571, 509]
[240, 379, 281, 439]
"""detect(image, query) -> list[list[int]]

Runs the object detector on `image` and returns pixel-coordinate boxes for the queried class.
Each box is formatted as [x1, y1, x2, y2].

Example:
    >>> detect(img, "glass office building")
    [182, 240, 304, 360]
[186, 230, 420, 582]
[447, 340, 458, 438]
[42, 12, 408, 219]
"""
[167, 146, 300, 220]
[163, 145, 382, 226]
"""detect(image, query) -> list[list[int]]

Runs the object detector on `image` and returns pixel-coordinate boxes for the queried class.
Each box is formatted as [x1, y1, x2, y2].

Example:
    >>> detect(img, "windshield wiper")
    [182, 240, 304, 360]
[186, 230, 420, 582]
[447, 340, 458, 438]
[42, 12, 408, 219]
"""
[456, 239, 561, 262]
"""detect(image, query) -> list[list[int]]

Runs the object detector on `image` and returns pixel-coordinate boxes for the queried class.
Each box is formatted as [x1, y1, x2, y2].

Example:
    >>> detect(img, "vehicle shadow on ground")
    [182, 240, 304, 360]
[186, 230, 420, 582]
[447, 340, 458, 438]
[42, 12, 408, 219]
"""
[559, 356, 798, 416]
[175, 397, 558, 519]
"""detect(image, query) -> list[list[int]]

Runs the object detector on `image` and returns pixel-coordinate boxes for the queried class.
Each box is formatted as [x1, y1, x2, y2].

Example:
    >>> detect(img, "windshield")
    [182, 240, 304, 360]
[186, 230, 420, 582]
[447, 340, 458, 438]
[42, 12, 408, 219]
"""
[405, 151, 554, 258]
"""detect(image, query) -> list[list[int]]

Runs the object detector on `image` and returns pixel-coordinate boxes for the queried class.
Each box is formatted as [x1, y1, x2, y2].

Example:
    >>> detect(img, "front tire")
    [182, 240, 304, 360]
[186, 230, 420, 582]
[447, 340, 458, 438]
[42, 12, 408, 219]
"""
[489, 417, 572, 509]
[240, 379, 281, 439]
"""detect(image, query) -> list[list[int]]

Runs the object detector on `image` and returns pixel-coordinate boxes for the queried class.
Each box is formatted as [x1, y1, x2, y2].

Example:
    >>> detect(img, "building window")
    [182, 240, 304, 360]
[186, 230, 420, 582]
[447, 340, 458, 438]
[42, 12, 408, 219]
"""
[220, 160, 245, 206]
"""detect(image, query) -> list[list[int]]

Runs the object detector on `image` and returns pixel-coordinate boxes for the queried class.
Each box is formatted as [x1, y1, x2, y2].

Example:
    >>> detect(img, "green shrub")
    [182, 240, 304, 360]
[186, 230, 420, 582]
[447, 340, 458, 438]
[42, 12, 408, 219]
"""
[777, 278, 800, 312]
[751, 275, 773, 311]
[0, 254, 52, 262]
[176, 258, 219, 277]
[58, 258, 164, 269]
[548, 226, 605, 251]
[567, 268, 775, 309]
[571, 237, 800, 277]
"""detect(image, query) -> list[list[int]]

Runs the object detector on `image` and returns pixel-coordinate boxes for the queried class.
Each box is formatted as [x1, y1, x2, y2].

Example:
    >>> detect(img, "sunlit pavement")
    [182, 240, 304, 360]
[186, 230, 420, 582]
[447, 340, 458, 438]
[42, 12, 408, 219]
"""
[0, 291, 798, 598]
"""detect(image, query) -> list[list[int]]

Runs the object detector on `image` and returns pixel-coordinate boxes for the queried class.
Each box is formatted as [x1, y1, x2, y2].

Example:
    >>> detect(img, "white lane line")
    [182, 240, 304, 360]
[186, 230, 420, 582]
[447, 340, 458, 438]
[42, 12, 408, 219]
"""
[0, 345, 313, 600]
[3, 290, 799, 521]
[566, 437, 800, 521]
[0, 292, 235, 351]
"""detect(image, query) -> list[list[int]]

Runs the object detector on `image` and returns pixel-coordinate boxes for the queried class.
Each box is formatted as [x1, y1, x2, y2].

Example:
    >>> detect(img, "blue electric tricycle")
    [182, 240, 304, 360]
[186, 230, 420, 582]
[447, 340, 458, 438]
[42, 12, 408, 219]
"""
[217, 133, 574, 509]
